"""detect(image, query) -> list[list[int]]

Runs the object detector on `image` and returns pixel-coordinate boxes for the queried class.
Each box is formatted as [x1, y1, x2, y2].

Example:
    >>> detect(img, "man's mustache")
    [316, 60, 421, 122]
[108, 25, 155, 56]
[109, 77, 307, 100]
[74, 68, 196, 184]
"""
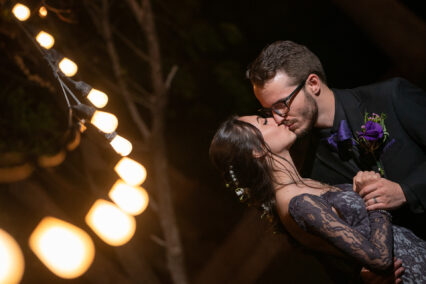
[280, 119, 295, 126]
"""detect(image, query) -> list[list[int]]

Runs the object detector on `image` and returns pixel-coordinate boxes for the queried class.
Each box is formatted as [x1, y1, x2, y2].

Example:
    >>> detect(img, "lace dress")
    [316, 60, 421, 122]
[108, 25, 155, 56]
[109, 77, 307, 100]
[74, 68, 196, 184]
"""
[289, 184, 426, 283]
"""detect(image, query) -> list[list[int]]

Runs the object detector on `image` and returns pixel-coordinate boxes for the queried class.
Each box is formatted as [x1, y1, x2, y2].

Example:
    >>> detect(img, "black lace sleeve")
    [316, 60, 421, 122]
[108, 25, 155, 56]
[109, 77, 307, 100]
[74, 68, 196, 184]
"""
[289, 193, 393, 271]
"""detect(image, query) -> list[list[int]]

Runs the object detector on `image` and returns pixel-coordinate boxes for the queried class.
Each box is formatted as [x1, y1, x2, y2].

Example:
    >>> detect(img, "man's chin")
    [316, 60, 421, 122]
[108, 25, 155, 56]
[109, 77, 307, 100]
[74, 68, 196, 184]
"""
[294, 125, 312, 139]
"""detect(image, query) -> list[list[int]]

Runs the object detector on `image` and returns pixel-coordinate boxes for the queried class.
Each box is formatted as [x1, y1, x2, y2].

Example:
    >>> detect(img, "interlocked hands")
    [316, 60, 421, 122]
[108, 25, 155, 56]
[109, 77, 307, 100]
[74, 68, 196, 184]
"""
[353, 171, 406, 210]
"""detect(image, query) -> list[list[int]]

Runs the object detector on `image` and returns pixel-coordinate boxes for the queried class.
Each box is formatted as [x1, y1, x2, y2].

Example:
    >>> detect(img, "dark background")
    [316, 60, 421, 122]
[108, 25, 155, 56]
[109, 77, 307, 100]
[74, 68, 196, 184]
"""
[1, 0, 425, 283]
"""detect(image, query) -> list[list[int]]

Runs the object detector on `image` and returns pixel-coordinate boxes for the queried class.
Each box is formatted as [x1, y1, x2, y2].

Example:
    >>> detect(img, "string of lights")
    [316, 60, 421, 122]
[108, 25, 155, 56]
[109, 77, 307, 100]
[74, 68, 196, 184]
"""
[0, 3, 150, 282]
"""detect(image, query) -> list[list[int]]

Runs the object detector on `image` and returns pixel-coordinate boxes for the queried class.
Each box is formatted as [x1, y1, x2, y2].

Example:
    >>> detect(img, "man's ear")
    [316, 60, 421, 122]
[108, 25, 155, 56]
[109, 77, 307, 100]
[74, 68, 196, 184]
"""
[306, 74, 321, 96]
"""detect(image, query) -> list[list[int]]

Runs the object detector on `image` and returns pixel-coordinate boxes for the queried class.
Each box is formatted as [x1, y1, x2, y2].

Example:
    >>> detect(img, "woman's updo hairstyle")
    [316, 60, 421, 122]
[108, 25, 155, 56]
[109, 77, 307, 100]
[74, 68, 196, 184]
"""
[209, 116, 283, 231]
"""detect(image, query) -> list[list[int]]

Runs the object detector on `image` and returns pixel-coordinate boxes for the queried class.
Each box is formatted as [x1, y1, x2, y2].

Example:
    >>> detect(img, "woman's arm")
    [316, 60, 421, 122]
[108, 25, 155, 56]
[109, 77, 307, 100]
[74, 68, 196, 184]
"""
[289, 193, 393, 272]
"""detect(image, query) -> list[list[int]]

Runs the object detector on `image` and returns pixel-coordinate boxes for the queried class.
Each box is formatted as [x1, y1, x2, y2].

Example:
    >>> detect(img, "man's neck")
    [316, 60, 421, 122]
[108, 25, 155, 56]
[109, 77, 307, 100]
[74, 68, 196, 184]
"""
[314, 85, 335, 129]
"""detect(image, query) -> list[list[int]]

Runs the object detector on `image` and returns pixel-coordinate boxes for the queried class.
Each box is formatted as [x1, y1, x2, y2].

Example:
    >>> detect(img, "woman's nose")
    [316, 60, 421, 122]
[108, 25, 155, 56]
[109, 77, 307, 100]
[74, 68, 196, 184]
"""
[272, 112, 286, 125]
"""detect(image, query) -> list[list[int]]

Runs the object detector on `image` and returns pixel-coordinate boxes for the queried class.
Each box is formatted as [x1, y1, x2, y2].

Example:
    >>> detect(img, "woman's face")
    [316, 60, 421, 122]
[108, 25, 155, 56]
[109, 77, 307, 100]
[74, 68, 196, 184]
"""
[239, 115, 297, 155]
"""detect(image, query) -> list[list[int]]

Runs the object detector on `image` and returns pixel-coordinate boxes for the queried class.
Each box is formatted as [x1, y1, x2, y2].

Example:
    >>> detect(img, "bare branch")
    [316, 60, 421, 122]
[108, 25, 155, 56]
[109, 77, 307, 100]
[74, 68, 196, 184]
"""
[127, 78, 153, 97]
[13, 55, 56, 93]
[113, 27, 151, 62]
[132, 95, 152, 108]
[42, 0, 77, 23]
[150, 234, 167, 247]
[84, 0, 103, 32]
[125, 0, 145, 26]
[165, 65, 178, 90]
[99, 0, 151, 140]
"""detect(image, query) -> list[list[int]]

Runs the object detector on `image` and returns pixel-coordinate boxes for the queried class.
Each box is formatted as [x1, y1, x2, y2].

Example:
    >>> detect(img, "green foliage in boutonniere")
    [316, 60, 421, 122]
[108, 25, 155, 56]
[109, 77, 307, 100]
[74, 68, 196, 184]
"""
[356, 113, 389, 176]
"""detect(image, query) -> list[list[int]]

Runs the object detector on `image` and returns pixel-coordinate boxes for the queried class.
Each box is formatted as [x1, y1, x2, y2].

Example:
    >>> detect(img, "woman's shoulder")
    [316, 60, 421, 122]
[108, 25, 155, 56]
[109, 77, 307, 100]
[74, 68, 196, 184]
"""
[275, 184, 322, 212]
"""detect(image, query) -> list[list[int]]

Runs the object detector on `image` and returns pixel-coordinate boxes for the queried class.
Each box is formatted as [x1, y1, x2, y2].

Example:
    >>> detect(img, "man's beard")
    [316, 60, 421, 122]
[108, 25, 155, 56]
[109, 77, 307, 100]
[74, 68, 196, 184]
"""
[295, 92, 318, 138]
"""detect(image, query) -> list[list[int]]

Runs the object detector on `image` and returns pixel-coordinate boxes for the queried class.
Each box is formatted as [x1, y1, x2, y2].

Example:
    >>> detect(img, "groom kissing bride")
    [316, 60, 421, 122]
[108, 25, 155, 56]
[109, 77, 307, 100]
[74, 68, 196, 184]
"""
[210, 40, 426, 283]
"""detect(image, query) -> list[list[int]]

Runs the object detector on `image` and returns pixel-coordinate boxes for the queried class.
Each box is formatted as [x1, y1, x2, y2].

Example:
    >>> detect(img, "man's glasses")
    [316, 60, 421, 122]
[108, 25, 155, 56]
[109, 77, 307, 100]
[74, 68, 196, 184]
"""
[258, 79, 306, 118]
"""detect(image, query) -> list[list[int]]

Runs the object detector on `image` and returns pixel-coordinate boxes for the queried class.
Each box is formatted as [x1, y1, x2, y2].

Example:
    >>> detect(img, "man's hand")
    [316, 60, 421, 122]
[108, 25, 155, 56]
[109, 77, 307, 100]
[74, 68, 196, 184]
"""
[353, 171, 406, 210]
[361, 258, 404, 284]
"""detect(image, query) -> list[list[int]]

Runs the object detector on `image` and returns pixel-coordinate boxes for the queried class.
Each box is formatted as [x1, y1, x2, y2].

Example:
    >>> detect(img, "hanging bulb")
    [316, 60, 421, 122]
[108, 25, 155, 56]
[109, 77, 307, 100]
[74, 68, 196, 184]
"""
[59, 57, 78, 77]
[38, 6, 47, 17]
[109, 134, 132, 156]
[85, 199, 136, 246]
[28, 217, 95, 279]
[0, 229, 25, 284]
[36, 31, 55, 49]
[12, 3, 30, 21]
[72, 104, 118, 134]
[114, 157, 147, 186]
[108, 180, 149, 215]
[71, 81, 108, 108]
[91, 111, 118, 133]
[86, 89, 108, 108]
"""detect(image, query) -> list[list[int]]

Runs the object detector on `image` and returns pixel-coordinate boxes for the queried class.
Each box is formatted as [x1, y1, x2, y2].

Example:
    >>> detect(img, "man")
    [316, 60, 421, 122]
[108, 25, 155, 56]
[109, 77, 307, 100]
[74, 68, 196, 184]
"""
[247, 40, 425, 281]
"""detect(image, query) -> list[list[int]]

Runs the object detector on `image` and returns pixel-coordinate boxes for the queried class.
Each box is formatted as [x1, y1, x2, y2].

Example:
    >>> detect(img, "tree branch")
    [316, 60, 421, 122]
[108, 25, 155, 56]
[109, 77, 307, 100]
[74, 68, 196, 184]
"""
[113, 27, 151, 63]
[125, 0, 146, 27]
[165, 65, 179, 91]
[98, 0, 151, 140]
[13, 55, 56, 93]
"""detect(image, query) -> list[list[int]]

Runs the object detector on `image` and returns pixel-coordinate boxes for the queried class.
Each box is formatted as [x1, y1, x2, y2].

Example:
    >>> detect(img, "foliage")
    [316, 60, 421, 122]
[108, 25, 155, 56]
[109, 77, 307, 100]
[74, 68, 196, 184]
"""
[0, 83, 66, 156]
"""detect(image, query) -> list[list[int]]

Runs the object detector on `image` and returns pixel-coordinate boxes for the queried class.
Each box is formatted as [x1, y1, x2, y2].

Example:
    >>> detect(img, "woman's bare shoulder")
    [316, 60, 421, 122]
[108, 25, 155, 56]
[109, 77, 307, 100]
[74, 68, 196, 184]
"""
[275, 184, 312, 210]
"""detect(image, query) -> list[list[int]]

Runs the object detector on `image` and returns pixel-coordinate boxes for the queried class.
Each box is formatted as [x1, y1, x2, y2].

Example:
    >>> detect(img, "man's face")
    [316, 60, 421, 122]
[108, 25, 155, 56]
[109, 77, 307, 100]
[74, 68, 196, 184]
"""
[253, 72, 318, 138]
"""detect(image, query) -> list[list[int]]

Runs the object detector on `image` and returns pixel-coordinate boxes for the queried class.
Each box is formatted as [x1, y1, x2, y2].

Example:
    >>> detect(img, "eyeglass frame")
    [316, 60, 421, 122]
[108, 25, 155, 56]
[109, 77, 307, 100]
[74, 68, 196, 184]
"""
[257, 79, 306, 118]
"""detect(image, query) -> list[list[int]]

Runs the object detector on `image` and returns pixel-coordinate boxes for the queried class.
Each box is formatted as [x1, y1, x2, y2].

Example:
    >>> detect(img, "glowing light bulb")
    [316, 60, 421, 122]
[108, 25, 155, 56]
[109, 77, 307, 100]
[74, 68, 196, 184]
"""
[59, 58, 78, 77]
[12, 3, 30, 21]
[109, 180, 149, 215]
[36, 31, 55, 49]
[110, 135, 132, 156]
[90, 111, 118, 133]
[85, 199, 136, 246]
[114, 157, 147, 186]
[28, 217, 95, 279]
[39, 6, 47, 17]
[0, 229, 25, 284]
[87, 89, 108, 108]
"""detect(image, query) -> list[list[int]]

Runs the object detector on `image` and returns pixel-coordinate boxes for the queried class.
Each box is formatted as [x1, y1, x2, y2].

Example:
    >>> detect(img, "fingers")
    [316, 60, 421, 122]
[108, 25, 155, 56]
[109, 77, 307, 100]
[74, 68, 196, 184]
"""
[393, 257, 402, 268]
[359, 182, 380, 197]
[366, 203, 385, 211]
[363, 191, 379, 202]
[354, 171, 381, 194]
[364, 197, 379, 207]
[394, 267, 405, 278]
[393, 258, 405, 279]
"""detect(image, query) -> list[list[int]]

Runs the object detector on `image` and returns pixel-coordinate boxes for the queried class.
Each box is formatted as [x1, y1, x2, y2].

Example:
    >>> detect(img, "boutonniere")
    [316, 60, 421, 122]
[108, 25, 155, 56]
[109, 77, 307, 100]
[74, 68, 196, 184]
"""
[327, 113, 394, 176]
[355, 113, 389, 176]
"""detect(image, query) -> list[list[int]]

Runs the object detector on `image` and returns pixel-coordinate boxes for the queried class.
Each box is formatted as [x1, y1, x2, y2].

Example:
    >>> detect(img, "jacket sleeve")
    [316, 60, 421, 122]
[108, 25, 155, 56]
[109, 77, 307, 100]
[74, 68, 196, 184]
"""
[392, 78, 426, 214]
[289, 194, 393, 272]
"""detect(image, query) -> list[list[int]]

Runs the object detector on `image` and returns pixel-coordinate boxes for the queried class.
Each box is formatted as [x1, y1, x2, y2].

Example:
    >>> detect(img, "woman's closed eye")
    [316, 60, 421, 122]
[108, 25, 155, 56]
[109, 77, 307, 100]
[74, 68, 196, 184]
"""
[256, 116, 268, 125]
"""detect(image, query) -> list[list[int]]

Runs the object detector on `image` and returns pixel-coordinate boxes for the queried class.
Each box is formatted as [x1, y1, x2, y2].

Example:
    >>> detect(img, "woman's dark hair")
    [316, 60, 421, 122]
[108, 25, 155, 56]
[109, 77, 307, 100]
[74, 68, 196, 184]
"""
[209, 116, 301, 233]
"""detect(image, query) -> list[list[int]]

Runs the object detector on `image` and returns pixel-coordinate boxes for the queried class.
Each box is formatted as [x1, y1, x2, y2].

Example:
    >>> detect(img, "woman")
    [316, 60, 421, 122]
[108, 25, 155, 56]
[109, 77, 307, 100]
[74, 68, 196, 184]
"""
[209, 115, 426, 283]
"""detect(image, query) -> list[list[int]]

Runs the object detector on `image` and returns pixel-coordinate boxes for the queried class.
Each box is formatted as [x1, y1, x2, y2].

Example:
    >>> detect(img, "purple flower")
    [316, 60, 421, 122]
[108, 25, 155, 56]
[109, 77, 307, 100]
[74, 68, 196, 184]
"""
[358, 121, 384, 141]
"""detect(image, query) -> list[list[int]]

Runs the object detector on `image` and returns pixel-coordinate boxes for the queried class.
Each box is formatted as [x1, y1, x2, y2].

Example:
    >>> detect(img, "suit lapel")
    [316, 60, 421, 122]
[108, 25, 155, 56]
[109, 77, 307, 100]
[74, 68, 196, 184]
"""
[337, 89, 365, 138]
[313, 89, 365, 179]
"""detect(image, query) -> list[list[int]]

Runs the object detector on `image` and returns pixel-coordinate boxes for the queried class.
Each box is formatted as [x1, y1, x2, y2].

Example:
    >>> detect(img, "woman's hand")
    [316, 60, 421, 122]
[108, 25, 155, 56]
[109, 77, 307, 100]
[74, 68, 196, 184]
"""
[353, 171, 381, 194]
[360, 257, 404, 284]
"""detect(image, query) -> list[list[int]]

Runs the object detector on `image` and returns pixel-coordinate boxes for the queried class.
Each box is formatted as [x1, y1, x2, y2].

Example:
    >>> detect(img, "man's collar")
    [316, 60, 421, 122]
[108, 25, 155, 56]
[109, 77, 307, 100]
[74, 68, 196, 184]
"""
[331, 91, 346, 132]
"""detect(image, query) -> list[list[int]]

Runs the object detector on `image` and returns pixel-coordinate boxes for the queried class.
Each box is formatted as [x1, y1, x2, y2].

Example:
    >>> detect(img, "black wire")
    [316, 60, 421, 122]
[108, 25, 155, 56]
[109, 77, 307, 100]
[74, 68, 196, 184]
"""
[14, 18, 79, 128]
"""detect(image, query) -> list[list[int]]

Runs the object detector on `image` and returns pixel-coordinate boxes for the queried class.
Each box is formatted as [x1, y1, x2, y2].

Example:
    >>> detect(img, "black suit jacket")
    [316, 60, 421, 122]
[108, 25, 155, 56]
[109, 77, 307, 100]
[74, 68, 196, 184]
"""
[300, 77, 426, 239]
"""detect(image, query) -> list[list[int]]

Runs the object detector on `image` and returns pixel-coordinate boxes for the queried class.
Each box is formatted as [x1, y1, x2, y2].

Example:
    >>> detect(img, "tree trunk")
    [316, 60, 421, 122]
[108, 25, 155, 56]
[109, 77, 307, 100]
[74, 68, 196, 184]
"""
[194, 209, 287, 284]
